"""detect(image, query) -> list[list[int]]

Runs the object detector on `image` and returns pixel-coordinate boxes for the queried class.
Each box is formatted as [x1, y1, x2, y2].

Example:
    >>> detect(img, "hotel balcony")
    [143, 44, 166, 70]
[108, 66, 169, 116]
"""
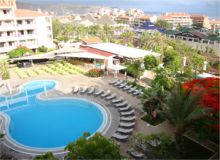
[0, 25, 16, 31]
[17, 34, 37, 40]
[16, 24, 36, 30]
[0, 36, 17, 42]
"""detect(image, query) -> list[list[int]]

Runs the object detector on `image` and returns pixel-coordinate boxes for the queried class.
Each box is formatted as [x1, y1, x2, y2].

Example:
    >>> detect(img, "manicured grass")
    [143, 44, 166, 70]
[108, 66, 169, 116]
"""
[141, 115, 165, 126]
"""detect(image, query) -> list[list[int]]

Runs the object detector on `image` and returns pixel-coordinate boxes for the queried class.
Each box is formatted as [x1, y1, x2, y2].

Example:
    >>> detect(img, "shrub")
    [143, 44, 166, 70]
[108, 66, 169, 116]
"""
[87, 68, 103, 77]
[37, 45, 48, 52]
[144, 55, 159, 70]
[7, 46, 33, 58]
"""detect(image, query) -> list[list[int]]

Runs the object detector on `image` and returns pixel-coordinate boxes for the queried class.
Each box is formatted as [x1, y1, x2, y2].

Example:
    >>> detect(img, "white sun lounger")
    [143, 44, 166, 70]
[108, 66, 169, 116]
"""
[123, 85, 133, 90]
[94, 90, 104, 96]
[115, 101, 128, 107]
[118, 83, 127, 88]
[119, 122, 135, 128]
[114, 80, 123, 86]
[87, 87, 95, 95]
[80, 86, 87, 94]
[120, 109, 135, 116]
[128, 87, 137, 93]
[112, 97, 123, 103]
[109, 79, 119, 85]
[133, 89, 143, 95]
[101, 90, 111, 97]
[119, 105, 132, 112]
[121, 116, 136, 122]
[128, 149, 144, 159]
[117, 128, 133, 134]
[112, 133, 129, 140]
[106, 93, 116, 100]
[72, 86, 79, 94]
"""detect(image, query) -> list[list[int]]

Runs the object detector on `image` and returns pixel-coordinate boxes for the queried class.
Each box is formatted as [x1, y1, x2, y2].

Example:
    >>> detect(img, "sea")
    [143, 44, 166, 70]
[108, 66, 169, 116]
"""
[17, 0, 220, 19]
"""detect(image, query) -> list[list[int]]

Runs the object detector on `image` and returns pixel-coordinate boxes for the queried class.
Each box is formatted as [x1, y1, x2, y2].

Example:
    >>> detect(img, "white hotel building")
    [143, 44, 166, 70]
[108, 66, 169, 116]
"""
[0, 0, 54, 55]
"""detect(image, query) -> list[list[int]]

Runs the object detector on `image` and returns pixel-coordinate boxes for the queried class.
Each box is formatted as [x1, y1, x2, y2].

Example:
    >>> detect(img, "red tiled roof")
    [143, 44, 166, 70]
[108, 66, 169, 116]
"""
[165, 12, 191, 17]
[210, 19, 220, 24]
[15, 9, 48, 17]
[0, 0, 15, 6]
[80, 46, 113, 57]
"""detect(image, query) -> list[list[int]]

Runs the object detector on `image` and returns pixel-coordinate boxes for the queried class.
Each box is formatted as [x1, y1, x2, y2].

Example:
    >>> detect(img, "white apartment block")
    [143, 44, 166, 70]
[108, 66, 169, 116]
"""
[0, 0, 54, 55]
[162, 12, 193, 28]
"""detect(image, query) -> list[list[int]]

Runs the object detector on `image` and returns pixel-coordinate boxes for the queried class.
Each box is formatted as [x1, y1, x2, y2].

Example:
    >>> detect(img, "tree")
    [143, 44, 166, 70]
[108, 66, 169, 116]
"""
[144, 55, 159, 70]
[7, 46, 33, 58]
[190, 54, 205, 76]
[120, 30, 134, 45]
[65, 132, 122, 159]
[152, 68, 174, 91]
[102, 24, 114, 41]
[34, 152, 58, 160]
[155, 19, 171, 29]
[160, 84, 211, 149]
[163, 47, 182, 73]
[141, 85, 167, 120]
[0, 60, 10, 80]
[52, 19, 62, 39]
[126, 60, 144, 83]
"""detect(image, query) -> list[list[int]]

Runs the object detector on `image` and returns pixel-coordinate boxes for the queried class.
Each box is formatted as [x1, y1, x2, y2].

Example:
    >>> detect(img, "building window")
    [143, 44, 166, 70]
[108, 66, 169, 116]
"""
[3, 10, 8, 15]
[9, 42, 13, 46]
[17, 20, 22, 25]
[27, 30, 34, 35]
[0, 42, 4, 48]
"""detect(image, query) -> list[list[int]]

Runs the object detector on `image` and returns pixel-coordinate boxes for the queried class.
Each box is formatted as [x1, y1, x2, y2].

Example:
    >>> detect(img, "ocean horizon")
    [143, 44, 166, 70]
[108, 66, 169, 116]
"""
[17, 0, 220, 19]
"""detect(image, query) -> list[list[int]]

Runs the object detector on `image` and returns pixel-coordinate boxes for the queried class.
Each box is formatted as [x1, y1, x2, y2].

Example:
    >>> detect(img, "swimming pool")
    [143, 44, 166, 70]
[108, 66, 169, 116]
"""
[0, 80, 107, 150]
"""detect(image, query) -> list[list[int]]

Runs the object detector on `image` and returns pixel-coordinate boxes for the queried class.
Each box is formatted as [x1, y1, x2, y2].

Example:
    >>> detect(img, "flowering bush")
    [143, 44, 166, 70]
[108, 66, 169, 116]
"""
[183, 77, 219, 113]
[183, 78, 220, 135]
[87, 68, 103, 77]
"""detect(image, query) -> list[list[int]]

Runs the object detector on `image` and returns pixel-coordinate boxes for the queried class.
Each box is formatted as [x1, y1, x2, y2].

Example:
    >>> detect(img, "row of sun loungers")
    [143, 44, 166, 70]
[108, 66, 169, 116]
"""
[72, 85, 136, 141]
[109, 79, 144, 96]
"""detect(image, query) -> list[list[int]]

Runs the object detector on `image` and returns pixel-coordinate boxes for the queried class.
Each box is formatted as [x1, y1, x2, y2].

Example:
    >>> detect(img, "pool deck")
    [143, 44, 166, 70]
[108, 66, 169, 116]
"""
[0, 74, 175, 158]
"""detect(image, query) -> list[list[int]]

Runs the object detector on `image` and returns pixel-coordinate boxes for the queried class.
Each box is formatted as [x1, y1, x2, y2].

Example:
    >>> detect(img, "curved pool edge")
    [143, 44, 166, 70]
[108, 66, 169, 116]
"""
[0, 79, 58, 100]
[0, 97, 112, 155]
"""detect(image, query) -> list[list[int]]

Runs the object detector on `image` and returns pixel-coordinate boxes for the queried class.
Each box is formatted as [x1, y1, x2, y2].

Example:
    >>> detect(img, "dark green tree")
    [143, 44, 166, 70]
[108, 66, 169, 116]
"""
[52, 19, 62, 39]
[144, 55, 159, 70]
[65, 132, 122, 159]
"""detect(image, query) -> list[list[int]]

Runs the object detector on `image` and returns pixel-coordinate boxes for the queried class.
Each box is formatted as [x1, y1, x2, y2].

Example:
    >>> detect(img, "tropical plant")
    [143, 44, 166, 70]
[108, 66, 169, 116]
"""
[144, 55, 159, 70]
[65, 132, 122, 159]
[126, 60, 144, 83]
[7, 46, 33, 58]
[160, 84, 211, 149]
[120, 30, 134, 45]
[52, 19, 62, 39]
[34, 152, 58, 160]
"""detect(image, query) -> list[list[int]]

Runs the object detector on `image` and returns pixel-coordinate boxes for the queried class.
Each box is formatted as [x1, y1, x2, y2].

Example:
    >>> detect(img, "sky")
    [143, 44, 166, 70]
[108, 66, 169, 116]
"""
[18, 0, 220, 18]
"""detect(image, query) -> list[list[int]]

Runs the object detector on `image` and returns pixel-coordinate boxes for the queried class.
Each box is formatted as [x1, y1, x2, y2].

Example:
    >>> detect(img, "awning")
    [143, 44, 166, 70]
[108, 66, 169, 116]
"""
[11, 52, 55, 61]
[57, 52, 109, 60]
[108, 65, 126, 71]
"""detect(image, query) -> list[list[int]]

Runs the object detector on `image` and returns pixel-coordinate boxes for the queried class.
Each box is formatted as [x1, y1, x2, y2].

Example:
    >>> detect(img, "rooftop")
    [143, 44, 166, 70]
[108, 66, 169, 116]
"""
[15, 9, 49, 18]
[87, 43, 161, 59]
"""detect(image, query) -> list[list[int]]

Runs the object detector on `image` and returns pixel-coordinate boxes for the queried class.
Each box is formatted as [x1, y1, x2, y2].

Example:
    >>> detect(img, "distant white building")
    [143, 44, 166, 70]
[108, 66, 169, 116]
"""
[0, 0, 54, 55]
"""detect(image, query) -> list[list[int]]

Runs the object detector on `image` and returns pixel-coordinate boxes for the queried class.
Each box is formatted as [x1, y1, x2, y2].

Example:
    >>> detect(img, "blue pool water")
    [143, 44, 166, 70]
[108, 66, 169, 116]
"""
[0, 80, 105, 149]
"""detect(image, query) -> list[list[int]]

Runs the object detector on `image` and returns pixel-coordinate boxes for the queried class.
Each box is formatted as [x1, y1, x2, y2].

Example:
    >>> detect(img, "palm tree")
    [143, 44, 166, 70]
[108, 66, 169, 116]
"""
[161, 84, 211, 148]
[120, 30, 134, 45]
[126, 60, 144, 83]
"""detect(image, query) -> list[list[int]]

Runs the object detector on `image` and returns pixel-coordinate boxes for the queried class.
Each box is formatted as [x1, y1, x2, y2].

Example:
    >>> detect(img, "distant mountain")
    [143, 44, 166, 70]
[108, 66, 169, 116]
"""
[16, 1, 105, 15]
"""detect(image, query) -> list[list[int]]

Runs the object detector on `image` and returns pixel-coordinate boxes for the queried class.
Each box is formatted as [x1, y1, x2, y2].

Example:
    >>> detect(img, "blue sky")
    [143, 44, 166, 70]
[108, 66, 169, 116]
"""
[18, 0, 220, 18]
